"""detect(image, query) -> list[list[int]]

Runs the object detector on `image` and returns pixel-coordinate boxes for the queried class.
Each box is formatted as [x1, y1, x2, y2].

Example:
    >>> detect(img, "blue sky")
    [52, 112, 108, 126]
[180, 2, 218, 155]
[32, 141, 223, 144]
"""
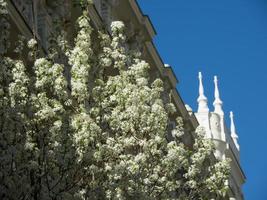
[138, 0, 267, 199]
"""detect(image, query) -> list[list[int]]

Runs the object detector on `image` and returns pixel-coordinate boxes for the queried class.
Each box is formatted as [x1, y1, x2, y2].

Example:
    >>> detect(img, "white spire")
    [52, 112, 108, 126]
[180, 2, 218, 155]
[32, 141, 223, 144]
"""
[197, 72, 209, 113]
[213, 76, 224, 115]
[230, 111, 240, 150]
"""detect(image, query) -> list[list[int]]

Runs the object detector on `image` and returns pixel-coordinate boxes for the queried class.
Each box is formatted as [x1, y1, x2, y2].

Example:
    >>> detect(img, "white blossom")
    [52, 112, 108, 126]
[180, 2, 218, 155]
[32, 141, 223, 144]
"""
[111, 21, 125, 33]
[27, 38, 37, 49]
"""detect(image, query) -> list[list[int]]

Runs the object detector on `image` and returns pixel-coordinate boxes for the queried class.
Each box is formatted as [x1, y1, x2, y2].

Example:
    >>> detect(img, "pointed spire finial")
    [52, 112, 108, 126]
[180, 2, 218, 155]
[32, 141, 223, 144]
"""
[213, 75, 224, 115]
[230, 111, 240, 150]
[197, 72, 209, 113]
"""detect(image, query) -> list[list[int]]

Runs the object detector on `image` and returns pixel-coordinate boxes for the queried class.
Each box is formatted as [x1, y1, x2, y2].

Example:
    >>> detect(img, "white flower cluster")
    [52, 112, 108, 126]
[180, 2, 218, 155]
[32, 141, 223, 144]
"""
[0, 57, 13, 107]
[72, 113, 101, 159]
[205, 158, 231, 197]
[9, 61, 29, 107]
[27, 38, 37, 49]
[34, 58, 52, 89]
[111, 21, 125, 33]
[51, 63, 68, 101]
[0, 0, 7, 15]
[69, 15, 93, 103]
[34, 57, 68, 103]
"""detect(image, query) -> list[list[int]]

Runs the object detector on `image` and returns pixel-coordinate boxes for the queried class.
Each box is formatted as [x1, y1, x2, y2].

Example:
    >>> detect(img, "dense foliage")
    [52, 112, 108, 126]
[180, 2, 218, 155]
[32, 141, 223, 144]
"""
[0, 1, 230, 199]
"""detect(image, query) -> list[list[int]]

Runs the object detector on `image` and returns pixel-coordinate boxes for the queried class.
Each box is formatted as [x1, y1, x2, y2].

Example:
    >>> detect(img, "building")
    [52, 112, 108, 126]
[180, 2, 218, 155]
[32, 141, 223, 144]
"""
[188, 72, 246, 199]
[4, 0, 245, 199]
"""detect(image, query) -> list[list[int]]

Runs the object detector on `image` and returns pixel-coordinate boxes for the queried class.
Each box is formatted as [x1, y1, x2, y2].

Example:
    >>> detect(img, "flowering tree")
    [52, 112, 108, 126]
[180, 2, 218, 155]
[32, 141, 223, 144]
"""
[0, 1, 230, 199]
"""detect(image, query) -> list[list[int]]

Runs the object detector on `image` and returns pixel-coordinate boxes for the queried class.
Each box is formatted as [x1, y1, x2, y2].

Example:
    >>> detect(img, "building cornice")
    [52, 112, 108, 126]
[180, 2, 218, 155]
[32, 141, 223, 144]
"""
[128, 0, 156, 40]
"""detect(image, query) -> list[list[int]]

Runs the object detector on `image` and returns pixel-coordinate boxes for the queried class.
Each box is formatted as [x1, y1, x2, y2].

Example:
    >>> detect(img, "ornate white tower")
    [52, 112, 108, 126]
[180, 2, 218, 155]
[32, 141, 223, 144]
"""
[193, 72, 245, 200]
